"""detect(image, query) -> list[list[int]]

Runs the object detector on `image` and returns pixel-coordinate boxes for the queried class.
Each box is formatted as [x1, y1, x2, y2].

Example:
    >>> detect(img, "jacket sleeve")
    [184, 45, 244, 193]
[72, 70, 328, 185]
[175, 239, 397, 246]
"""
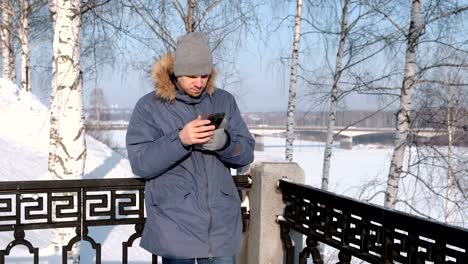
[215, 94, 255, 168]
[126, 100, 191, 179]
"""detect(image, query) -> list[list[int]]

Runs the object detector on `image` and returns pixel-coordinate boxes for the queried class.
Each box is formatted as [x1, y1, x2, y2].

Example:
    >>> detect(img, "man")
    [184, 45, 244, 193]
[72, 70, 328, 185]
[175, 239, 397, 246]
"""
[126, 32, 255, 264]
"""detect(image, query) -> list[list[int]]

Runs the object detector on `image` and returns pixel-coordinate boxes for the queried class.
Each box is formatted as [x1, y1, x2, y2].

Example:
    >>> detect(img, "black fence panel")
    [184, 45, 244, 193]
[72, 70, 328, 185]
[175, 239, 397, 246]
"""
[277, 179, 468, 264]
[0, 175, 251, 264]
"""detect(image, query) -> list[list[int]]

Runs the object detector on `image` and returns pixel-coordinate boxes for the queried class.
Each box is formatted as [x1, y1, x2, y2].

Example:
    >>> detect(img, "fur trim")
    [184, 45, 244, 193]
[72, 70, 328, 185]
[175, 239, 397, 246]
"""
[151, 53, 217, 102]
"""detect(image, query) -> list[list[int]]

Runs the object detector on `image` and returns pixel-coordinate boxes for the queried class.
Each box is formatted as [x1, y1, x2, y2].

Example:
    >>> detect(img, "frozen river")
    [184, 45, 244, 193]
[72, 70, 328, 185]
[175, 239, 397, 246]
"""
[108, 130, 393, 204]
[108, 130, 467, 228]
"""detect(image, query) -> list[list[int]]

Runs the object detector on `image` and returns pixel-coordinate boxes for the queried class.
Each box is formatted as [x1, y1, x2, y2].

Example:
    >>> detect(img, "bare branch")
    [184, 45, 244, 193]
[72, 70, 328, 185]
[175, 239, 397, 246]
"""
[395, 199, 434, 219]
[419, 63, 468, 74]
[425, 4, 468, 25]
[333, 97, 398, 137]
[194, 0, 224, 31]
[347, 0, 392, 32]
[81, 0, 112, 15]
[127, 0, 176, 50]
[172, 0, 186, 25]
[416, 79, 468, 87]
[362, 0, 407, 36]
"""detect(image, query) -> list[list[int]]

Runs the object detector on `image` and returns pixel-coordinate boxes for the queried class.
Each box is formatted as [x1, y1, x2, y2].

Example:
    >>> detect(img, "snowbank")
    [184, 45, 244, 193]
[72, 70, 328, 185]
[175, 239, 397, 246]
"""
[0, 78, 49, 151]
[0, 78, 134, 180]
[0, 78, 144, 263]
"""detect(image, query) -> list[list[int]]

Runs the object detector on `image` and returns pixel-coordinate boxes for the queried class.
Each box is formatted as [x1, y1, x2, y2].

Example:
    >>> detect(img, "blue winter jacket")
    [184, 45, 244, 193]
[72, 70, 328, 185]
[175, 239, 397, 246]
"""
[126, 54, 255, 258]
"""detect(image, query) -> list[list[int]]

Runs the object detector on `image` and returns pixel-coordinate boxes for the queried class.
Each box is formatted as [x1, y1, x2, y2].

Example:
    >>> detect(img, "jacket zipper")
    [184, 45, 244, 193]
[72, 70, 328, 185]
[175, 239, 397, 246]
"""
[193, 105, 213, 259]
[206, 157, 213, 260]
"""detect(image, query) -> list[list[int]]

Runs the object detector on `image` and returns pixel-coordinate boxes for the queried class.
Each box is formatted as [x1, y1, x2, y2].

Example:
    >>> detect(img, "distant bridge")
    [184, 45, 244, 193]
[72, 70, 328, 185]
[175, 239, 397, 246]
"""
[248, 125, 440, 138]
[249, 125, 442, 147]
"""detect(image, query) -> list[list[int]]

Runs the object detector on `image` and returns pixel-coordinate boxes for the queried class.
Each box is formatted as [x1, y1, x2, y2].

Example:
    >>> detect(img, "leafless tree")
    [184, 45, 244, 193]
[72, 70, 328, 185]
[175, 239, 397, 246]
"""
[385, 0, 426, 209]
[320, 0, 350, 190]
[115, 0, 262, 91]
[17, 0, 31, 92]
[47, 1, 84, 258]
[366, 0, 468, 209]
[296, 0, 401, 190]
[88, 87, 108, 122]
[85, 87, 119, 150]
[1, 0, 16, 82]
[15, 0, 45, 92]
[409, 57, 468, 224]
[285, 0, 303, 162]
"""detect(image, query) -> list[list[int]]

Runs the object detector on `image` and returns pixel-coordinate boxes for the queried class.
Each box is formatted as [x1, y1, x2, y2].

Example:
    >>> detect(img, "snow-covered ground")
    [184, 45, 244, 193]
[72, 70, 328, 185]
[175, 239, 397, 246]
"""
[0, 78, 150, 263]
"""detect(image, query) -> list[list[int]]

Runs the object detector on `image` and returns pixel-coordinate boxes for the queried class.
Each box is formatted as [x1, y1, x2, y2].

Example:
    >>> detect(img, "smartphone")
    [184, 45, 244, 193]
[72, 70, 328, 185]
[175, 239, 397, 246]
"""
[207, 112, 225, 129]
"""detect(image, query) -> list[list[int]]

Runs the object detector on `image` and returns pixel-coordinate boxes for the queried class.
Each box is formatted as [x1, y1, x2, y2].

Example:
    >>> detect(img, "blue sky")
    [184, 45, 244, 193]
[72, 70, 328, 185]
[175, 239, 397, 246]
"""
[82, 2, 295, 112]
[27, 0, 395, 113]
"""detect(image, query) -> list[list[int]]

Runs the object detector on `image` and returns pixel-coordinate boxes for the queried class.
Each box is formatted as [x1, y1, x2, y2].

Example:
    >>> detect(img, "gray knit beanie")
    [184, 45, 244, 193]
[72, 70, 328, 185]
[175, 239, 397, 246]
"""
[174, 32, 213, 77]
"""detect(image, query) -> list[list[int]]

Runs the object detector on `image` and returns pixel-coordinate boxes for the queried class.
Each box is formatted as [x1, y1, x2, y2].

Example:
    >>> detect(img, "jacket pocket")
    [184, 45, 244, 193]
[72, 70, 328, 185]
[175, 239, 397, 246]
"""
[154, 191, 192, 209]
[218, 176, 240, 203]
[149, 178, 192, 209]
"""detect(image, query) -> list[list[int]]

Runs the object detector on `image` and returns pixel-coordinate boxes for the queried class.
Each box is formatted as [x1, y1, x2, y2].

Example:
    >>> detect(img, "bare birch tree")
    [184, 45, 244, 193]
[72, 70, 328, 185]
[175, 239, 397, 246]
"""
[1, 0, 16, 81]
[46, 0, 58, 180]
[14, 0, 49, 93]
[120, 0, 262, 92]
[123, 0, 260, 50]
[384, 0, 422, 209]
[442, 74, 463, 223]
[285, 0, 303, 162]
[299, 0, 399, 190]
[186, 0, 196, 33]
[410, 63, 468, 224]
[17, 0, 31, 92]
[377, 0, 468, 209]
[48, 0, 85, 259]
[320, 0, 349, 189]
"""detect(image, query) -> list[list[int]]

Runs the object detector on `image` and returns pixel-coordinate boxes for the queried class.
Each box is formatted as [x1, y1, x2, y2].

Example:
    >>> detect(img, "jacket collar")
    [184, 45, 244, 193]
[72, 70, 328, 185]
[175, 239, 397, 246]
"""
[151, 53, 217, 103]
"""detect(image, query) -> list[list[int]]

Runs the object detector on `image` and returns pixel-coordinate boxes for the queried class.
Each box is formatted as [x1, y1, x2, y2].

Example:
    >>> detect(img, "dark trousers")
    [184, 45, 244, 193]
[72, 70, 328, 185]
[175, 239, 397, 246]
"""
[162, 256, 235, 264]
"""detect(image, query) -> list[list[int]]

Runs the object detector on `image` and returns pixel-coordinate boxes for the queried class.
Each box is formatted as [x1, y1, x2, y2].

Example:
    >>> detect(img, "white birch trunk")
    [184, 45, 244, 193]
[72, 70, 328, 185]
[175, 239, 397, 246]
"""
[48, 0, 85, 260]
[444, 77, 463, 223]
[321, 0, 350, 191]
[384, 0, 422, 209]
[47, 0, 58, 176]
[186, 0, 195, 33]
[1, 0, 16, 81]
[445, 81, 453, 223]
[18, 0, 31, 92]
[285, 0, 303, 162]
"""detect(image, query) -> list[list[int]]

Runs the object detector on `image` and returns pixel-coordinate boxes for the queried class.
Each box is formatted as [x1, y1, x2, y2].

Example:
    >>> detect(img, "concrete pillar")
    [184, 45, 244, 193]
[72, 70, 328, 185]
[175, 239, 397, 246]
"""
[244, 162, 305, 264]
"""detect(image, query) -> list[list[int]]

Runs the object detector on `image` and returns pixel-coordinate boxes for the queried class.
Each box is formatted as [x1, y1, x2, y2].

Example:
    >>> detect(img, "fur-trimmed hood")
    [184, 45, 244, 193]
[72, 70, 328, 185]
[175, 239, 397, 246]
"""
[151, 53, 217, 102]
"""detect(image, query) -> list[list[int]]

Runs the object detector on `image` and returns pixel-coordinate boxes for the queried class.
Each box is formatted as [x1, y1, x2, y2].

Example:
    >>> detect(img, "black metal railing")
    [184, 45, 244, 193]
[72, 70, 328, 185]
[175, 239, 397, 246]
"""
[277, 179, 468, 264]
[0, 175, 251, 264]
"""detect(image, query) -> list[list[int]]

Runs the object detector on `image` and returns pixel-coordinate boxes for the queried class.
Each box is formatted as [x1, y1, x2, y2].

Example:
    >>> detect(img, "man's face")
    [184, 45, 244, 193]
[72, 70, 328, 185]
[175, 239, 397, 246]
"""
[177, 75, 210, 98]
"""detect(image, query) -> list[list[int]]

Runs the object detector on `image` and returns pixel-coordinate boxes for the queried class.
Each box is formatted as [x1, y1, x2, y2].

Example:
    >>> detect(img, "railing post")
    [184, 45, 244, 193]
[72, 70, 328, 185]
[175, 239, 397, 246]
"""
[245, 162, 304, 264]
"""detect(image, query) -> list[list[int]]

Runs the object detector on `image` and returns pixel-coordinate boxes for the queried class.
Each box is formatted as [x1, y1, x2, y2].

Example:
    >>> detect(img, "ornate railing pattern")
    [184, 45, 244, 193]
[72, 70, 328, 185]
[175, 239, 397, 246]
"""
[277, 179, 468, 264]
[0, 176, 251, 264]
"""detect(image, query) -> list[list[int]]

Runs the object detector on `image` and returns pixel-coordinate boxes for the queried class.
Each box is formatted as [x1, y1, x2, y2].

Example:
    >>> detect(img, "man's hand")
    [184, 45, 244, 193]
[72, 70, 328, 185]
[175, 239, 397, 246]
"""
[179, 115, 215, 146]
[200, 119, 228, 151]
